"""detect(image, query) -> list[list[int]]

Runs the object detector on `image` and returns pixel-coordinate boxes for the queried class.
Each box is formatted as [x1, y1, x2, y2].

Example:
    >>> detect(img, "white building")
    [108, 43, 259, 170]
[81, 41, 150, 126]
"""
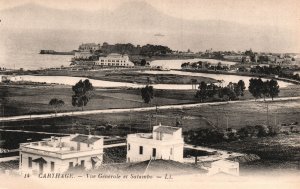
[207, 159, 239, 176]
[126, 124, 184, 163]
[19, 134, 104, 174]
[96, 53, 134, 67]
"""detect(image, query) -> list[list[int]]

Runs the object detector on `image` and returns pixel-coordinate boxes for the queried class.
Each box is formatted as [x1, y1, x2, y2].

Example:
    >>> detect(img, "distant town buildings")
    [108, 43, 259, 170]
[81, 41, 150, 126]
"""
[72, 42, 136, 67]
[181, 60, 235, 71]
[223, 55, 244, 62]
[19, 134, 104, 174]
[95, 53, 134, 67]
[74, 51, 94, 60]
[78, 43, 101, 52]
[126, 124, 184, 163]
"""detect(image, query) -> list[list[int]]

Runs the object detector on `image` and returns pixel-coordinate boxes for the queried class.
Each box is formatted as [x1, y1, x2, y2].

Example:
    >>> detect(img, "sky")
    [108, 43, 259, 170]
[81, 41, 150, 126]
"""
[0, 0, 299, 53]
[0, 0, 299, 29]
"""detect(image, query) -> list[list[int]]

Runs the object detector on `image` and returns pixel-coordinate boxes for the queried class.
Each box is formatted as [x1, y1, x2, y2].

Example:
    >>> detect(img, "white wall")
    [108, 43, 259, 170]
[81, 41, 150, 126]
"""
[20, 151, 103, 174]
[126, 138, 184, 163]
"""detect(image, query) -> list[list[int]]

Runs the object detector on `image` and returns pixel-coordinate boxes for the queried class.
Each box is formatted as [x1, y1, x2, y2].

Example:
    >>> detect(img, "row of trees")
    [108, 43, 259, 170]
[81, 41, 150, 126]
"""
[195, 78, 280, 102]
[99, 43, 172, 56]
[195, 80, 246, 102]
[250, 65, 283, 75]
[243, 65, 300, 82]
[181, 61, 229, 71]
[248, 78, 279, 100]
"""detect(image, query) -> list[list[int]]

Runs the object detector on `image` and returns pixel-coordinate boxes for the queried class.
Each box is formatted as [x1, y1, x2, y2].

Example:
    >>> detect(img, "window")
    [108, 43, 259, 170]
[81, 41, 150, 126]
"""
[139, 146, 143, 155]
[51, 162, 55, 172]
[69, 162, 73, 168]
[128, 144, 130, 151]
[28, 157, 32, 168]
[81, 160, 85, 168]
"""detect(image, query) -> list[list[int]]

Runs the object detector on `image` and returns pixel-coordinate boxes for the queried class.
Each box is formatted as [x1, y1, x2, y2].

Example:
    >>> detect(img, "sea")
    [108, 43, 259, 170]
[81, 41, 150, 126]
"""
[1, 29, 300, 70]
[0, 28, 190, 70]
[0, 29, 80, 70]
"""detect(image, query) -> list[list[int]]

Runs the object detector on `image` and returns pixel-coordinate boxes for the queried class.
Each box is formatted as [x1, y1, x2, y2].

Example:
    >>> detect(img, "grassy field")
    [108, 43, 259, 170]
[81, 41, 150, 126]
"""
[0, 84, 200, 116]
[1, 83, 300, 117]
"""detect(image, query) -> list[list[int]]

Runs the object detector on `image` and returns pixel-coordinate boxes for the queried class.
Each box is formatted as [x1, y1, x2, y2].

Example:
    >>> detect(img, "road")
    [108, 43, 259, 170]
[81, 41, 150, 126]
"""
[0, 129, 67, 136]
[0, 96, 300, 122]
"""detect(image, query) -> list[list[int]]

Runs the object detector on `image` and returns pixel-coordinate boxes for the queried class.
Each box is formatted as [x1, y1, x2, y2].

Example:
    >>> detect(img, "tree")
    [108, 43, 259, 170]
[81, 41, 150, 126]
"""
[216, 62, 222, 70]
[237, 80, 246, 96]
[181, 62, 190, 69]
[141, 85, 154, 104]
[191, 79, 198, 90]
[261, 80, 270, 101]
[268, 79, 280, 100]
[249, 78, 264, 100]
[140, 59, 147, 66]
[72, 79, 94, 111]
[195, 81, 208, 102]
[249, 78, 280, 101]
[233, 83, 242, 97]
[219, 87, 237, 101]
[49, 98, 65, 116]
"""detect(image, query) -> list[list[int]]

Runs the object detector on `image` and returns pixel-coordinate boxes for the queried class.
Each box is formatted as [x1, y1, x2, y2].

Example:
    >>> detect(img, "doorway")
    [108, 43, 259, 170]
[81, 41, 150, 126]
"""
[152, 148, 156, 158]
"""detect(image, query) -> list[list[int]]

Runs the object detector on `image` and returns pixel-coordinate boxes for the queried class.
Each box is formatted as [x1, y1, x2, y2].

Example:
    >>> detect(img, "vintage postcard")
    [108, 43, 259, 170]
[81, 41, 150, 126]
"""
[0, 0, 299, 188]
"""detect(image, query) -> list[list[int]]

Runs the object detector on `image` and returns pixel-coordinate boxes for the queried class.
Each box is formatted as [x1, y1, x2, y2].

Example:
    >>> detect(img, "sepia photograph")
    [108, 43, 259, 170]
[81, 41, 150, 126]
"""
[0, 0, 299, 188]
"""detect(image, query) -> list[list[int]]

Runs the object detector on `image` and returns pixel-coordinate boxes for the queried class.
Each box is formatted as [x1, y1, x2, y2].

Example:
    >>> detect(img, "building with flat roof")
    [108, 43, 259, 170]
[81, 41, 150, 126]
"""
[96, 53, 134, 67]
[19, 134, 104, 174]
[126, 124, 184, 163]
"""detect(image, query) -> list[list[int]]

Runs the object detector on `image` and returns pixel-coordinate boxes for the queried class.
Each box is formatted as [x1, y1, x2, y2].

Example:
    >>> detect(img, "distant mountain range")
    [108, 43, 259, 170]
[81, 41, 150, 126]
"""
[0, 1, 298, 52]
